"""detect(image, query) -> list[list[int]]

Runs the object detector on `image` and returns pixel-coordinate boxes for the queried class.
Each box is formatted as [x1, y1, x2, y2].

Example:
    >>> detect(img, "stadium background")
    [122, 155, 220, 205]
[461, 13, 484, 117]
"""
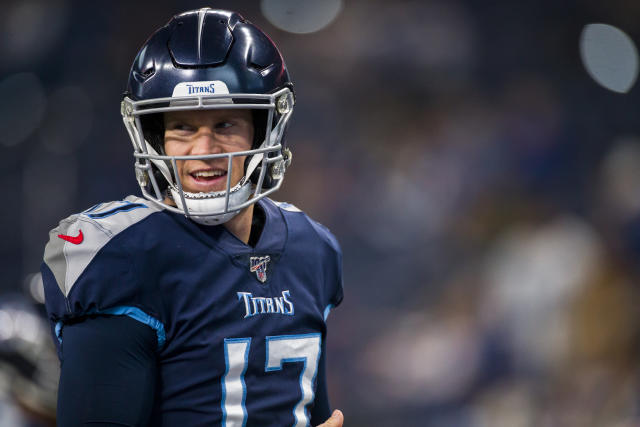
[1, 0, 640, 425]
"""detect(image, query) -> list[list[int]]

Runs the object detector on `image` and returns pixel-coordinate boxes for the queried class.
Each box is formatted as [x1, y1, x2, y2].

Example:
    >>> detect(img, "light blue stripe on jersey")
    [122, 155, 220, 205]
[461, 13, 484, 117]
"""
[55, 306, 166, 349]
[323, 304, 334, 321]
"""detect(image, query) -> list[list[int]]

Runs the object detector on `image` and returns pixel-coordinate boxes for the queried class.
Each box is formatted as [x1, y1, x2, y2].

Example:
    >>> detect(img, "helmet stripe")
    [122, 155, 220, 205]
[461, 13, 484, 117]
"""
[197, 8, 209, 61]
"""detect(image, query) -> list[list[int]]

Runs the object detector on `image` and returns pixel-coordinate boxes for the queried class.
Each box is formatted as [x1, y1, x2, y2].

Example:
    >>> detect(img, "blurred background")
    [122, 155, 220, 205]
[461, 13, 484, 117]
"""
[2, 0, 640, 425]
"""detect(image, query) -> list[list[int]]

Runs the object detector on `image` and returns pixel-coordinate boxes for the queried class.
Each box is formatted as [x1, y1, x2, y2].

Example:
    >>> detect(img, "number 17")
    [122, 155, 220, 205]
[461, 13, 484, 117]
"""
[222, 333, 322, 427]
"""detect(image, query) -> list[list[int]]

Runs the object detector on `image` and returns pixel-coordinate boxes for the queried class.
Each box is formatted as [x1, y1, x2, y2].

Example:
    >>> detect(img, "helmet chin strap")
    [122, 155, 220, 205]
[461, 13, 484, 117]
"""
[168, 181, 253, 225]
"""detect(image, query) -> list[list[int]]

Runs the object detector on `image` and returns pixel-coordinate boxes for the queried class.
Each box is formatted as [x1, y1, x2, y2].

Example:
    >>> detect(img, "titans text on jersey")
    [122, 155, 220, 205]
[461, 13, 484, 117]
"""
[41, 196, 343, 426]
[237, 290, 295, 318]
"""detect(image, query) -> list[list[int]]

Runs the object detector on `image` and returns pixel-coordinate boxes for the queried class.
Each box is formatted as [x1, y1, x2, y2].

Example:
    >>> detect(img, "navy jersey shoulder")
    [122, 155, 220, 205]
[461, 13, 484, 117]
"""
[41, 196, 166, 350]
[268, 200, 344, 311]
[42, 196, 343, 426]
[273, 200, 342, 257]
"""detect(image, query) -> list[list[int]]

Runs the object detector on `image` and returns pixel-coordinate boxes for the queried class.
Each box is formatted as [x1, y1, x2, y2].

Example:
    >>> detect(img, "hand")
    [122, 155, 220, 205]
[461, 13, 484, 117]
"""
[316, 409, 344, 427]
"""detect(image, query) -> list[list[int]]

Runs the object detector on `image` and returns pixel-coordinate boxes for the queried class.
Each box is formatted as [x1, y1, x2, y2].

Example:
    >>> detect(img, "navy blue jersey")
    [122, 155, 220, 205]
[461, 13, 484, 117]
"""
[42, 196, 343, 426]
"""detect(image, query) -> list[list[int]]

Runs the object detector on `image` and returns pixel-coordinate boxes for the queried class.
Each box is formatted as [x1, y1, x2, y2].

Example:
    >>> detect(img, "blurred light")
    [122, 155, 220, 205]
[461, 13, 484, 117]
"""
[482, 215, 602, 370]
[471, 381, 535, 427]
[23, 152, 77, 217]
[0, 72, 46, 147]
[365, 314, 481, 404]
[0, 0, 69, 66]
[39, 86, 93, 154]
[580, 23, 639, 93]
[14, 310, 42, 344]
[0, 398, 24, 427]
[0, 310, 13, 340]
[261, 0, 342, 34]
[24, 273, 45, 305]
[599, 138, 640, 220]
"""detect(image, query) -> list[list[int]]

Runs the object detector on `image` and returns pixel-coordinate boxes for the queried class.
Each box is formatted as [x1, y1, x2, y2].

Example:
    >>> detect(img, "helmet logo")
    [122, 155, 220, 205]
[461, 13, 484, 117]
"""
[249, 255, 271, 283]
[172, 80, 230, 97]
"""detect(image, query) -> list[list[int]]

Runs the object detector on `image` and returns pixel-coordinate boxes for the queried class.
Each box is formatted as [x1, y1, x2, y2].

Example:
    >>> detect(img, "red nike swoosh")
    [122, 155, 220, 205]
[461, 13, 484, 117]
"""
[58, 229, 84, 245]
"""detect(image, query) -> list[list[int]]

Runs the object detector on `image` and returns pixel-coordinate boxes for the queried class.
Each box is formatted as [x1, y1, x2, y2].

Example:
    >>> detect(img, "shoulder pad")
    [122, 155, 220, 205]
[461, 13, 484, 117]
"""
[43, 196, 162, 296]
[272, 199, 340, 253]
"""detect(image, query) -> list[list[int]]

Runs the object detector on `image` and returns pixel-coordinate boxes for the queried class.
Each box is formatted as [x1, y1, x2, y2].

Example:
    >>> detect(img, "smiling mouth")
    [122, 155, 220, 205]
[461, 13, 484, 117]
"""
[190, 169, 227, 182]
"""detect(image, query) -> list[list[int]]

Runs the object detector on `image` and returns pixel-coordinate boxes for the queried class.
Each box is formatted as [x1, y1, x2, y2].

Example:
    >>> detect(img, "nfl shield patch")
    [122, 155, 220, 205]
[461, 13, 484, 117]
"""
[249, 255, 270, 283]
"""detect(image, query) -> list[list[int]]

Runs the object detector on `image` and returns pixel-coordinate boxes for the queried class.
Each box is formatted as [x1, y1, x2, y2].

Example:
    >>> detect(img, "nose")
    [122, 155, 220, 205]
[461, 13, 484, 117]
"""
[190, 127, 223, 156]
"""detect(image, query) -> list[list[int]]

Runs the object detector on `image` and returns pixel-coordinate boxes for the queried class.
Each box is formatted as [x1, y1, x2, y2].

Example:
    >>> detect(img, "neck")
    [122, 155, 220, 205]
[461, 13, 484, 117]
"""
[223, 204, 254, 244]
[163, 195, 254, 244]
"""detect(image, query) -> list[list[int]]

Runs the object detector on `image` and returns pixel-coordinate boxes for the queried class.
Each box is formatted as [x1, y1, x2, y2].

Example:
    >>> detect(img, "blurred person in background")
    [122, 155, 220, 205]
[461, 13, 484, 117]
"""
[0, 292, 58, 427]
[40, 8, 343, 427]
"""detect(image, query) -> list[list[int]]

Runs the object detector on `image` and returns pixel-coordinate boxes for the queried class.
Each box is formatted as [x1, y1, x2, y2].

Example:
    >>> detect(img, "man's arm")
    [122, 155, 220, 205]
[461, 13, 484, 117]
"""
[57, 315, 157, 426]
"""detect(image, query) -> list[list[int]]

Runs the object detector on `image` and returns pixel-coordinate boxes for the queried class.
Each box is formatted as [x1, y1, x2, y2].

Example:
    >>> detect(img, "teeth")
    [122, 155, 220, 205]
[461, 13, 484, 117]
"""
[192, 170, 225, 178]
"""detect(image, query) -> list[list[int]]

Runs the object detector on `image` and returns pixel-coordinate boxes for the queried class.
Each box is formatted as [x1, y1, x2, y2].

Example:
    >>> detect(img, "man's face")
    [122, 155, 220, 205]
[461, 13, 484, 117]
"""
[163, 109, 254, 194]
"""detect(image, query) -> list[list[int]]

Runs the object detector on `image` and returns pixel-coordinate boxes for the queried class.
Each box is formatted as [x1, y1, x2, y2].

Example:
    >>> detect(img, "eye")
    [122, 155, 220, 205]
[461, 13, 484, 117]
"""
[215, 121, 234, 130]
[166, 122, 195, 133]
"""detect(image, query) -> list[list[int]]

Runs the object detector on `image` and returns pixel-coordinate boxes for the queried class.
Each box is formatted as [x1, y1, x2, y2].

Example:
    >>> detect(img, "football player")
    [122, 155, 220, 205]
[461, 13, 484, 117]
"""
[41, 8, 344, 427]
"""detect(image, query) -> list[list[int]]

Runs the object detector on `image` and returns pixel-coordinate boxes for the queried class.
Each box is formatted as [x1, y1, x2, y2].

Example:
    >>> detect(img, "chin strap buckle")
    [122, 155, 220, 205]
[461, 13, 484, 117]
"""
[283, 148, 293, 168]
[270, 148, 293, 181]
[134, 163, 149, 187]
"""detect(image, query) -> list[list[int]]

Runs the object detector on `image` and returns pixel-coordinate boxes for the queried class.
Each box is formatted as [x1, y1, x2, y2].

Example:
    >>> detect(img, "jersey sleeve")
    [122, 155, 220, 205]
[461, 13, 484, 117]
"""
[327, 228, 344, 310]
[310, 219, 344, 315]
[306, 220, 342, 422]
[41, 197, 166, 356]
[57, 315, 157, 426]
[273, 200, 344, 317]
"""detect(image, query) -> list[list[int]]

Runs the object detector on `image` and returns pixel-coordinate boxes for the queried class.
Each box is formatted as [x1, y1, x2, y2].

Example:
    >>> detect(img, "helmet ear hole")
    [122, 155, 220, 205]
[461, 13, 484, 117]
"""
[249, 163, 276, 188]
[151, 165, 169, 192]
[140, 113, 165, 154]
[251, 109, 285, 149]
[139, 113, 169, 193]
[248, 108, 279, 190]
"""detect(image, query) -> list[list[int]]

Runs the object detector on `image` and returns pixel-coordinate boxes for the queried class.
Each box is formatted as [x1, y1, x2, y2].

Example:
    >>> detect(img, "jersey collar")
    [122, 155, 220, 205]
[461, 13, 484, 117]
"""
[168, 198, 287, 256]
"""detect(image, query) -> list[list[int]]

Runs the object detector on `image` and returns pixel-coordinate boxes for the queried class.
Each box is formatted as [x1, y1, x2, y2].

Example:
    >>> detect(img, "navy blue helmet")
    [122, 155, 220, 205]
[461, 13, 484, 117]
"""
[121, 8, 295, 225]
